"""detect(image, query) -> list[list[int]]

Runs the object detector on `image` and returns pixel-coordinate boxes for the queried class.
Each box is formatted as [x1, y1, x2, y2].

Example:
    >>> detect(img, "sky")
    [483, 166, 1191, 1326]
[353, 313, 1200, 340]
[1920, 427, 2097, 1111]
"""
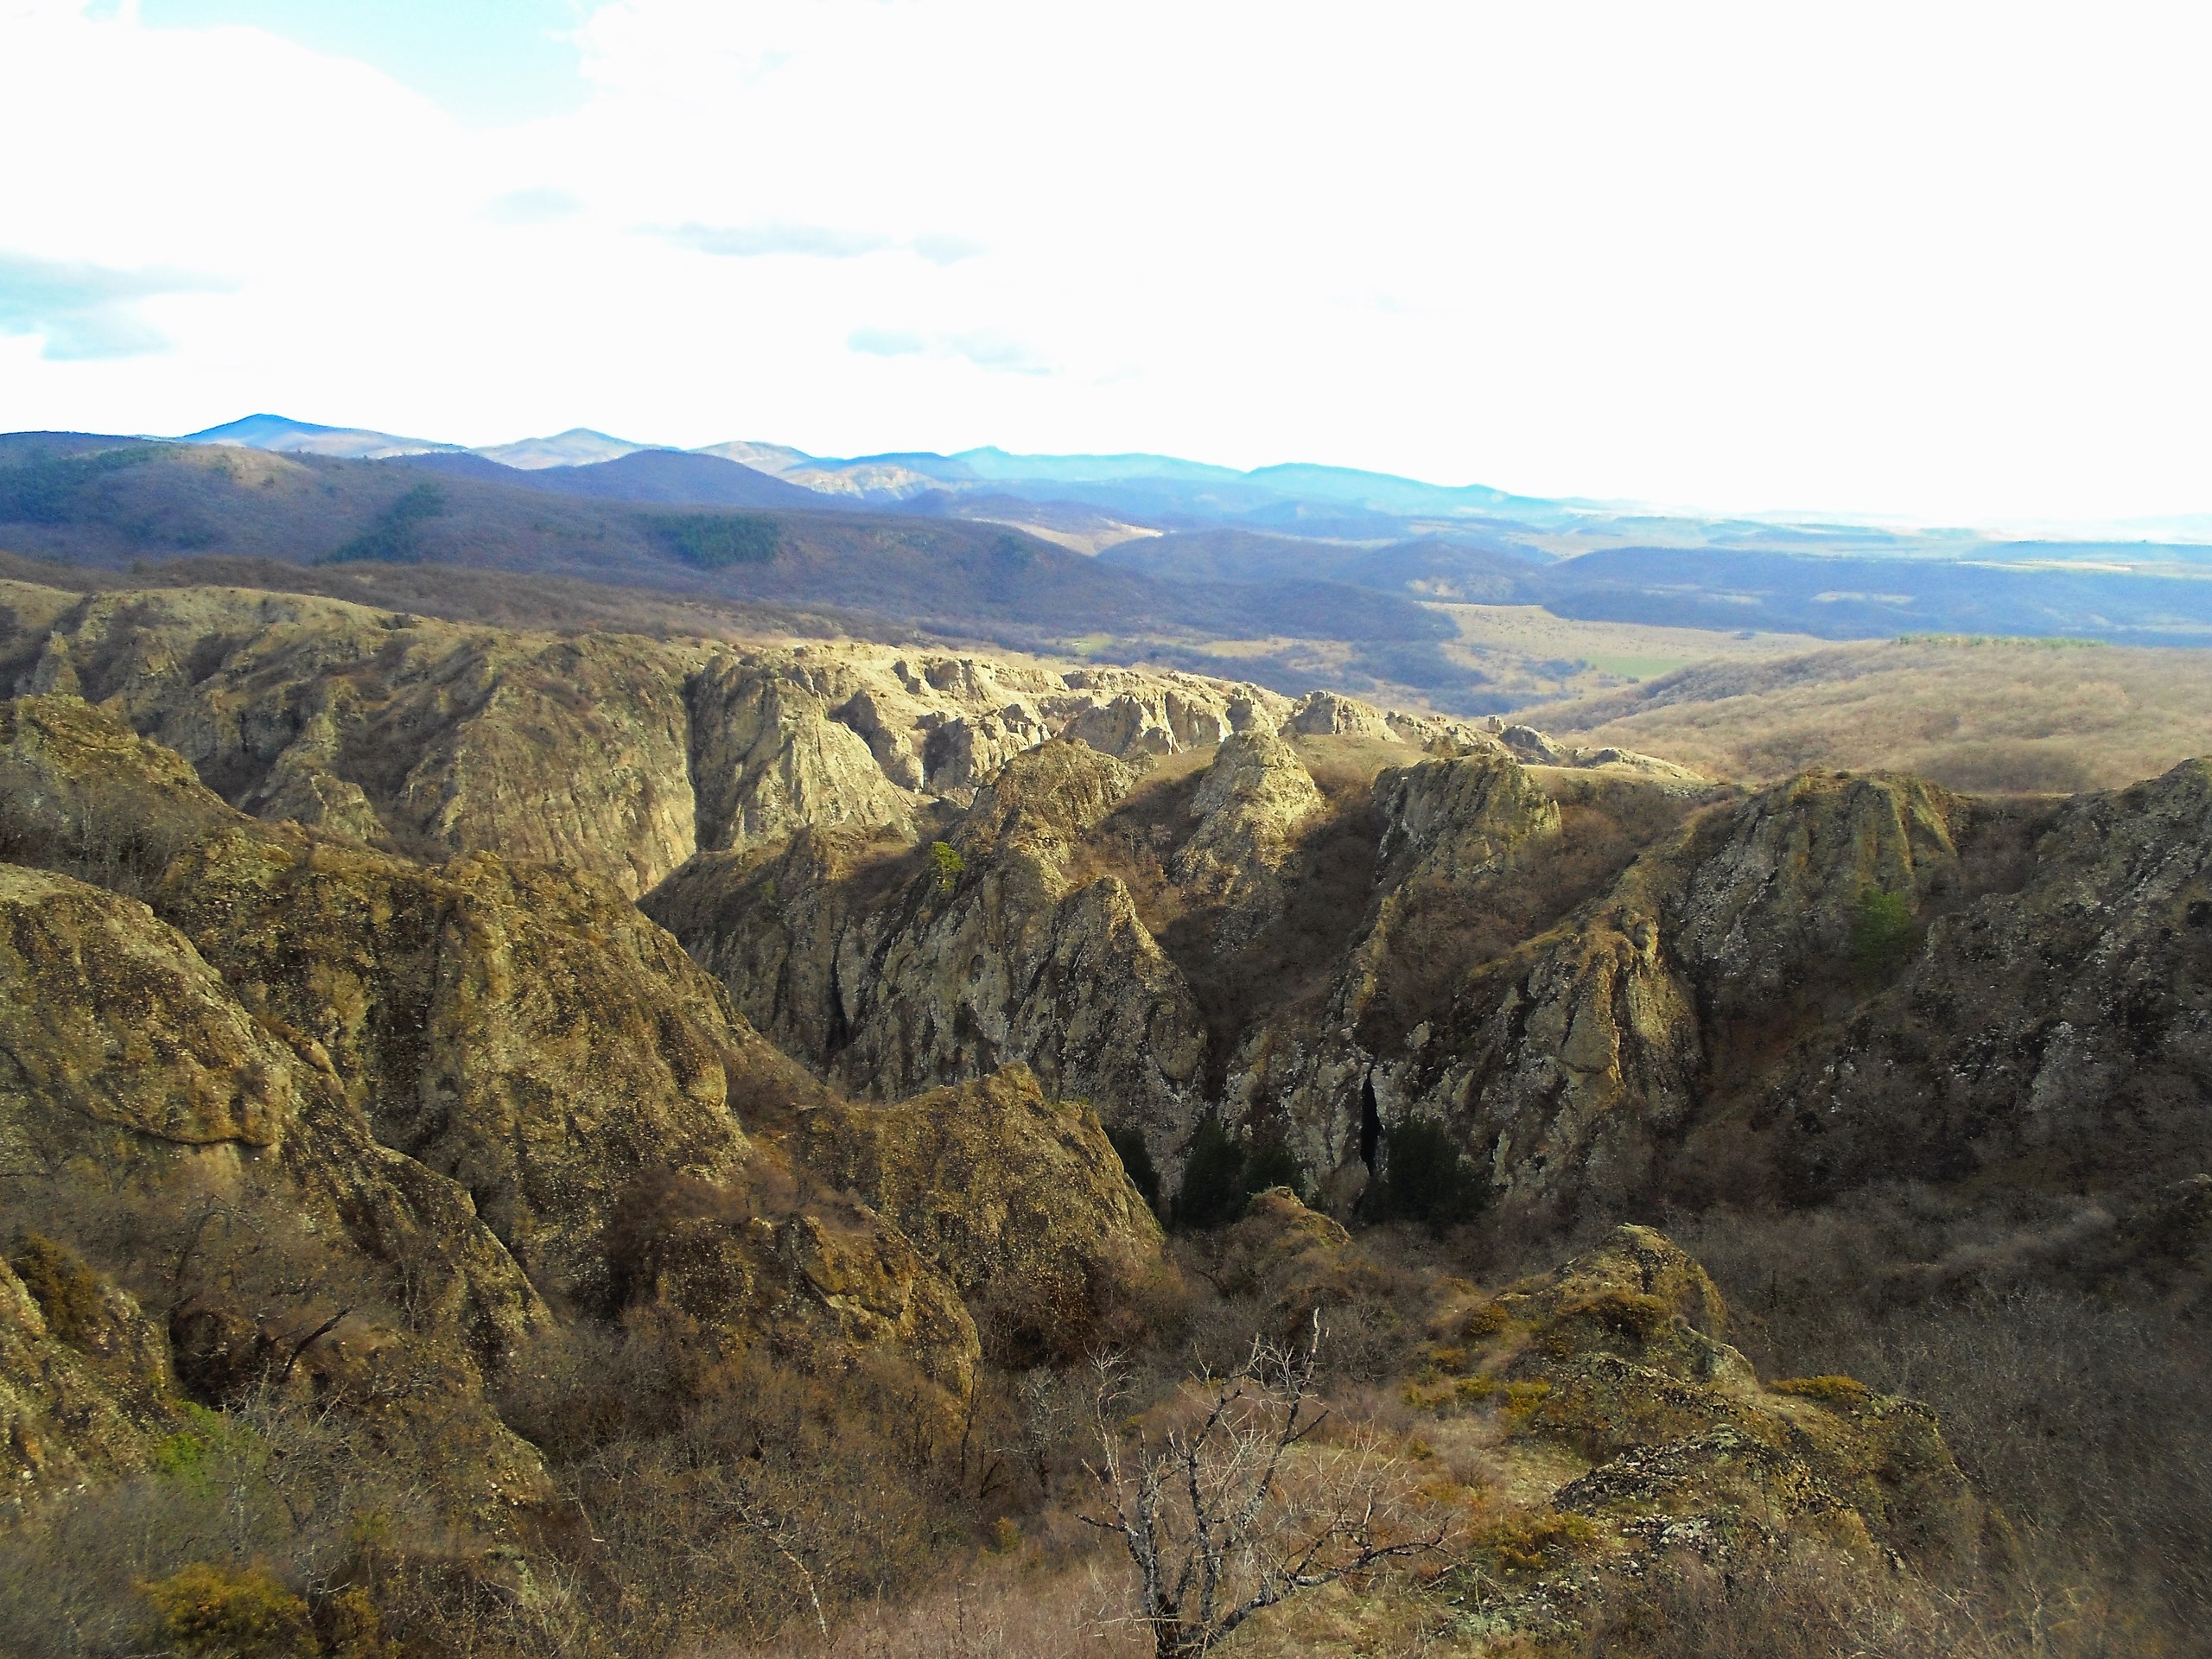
[3, 0, 2211, 526]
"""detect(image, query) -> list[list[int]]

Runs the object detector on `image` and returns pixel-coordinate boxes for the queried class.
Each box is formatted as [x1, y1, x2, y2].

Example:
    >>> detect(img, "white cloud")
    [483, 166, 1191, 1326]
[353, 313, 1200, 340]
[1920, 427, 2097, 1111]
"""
[849, 326, 924, 357]
[1, 0, 2210, 524]
[0, 250, 234, 359]
[662, 221, 893, 258]
[483, 187, 583, 226]
[910, 234, 986, 267]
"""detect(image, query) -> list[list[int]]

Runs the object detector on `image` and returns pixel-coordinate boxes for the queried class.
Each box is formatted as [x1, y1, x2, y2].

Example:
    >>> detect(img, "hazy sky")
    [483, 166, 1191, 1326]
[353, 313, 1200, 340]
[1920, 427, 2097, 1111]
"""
[3, 0, 2209, 524]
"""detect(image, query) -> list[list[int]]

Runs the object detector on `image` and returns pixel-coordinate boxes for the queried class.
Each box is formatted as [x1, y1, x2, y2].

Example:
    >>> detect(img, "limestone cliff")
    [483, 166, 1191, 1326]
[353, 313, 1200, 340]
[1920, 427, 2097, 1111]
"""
[0, 696, 1173, 1516]
[22, 574, 2203, 1246]
[1349, 769, 1974, 1214]
[1764, 757, 2212, 1196]
[650, 689, 1726, 1196]
[0, 579, 1302, 898]
[3, 582, 704, 895]
[649, 741, 1211, 1163]
[0, 1252, 178, 1491]
[1170, 730, 1324, 946]
[793, 1064, 1173, 1363]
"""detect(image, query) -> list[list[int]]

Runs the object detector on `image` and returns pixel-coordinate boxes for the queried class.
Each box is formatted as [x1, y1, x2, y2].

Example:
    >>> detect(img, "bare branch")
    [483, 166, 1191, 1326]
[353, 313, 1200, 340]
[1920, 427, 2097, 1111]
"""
[1081, 1315, 1444, 1658]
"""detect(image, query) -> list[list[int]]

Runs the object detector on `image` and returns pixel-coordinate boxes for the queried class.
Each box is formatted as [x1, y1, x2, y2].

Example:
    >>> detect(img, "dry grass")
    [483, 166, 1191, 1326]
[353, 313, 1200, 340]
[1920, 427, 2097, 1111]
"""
[1433, 601, 1828, 705]
[1664, 1185, 2212, 1644]
[1523, 637, 2212, 791]
[758, 1562, 1147, 1659]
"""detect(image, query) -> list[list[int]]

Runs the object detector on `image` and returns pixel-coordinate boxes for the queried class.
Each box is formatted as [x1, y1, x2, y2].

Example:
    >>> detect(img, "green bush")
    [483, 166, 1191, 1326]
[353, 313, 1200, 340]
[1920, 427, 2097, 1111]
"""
[1173, 1117, 1249, 1230]
[1172, 1119, 1311, 1230]
[1362, 1117, 1487, 1232]
[652, 512, 779, 569]
[1241, 1134, 1310, 1205]
[143, 1561, 317, 1659]
[1106, 1123, 1161, 1217]
[1849, 886, 1919, 979]
[928, 840, 964, 893]
[327, 482, 446, 563]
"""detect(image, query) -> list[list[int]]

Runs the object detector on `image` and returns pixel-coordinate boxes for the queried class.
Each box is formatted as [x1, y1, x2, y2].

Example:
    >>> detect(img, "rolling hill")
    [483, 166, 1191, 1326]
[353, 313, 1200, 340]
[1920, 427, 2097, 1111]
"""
[0, 430, 1470, 707]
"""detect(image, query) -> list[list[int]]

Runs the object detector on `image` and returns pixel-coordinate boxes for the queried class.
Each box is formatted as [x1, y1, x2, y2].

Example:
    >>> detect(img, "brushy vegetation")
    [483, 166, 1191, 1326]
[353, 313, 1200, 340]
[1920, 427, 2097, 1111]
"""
[0, 1149, 2194, 1658]
[650, 512, 780, 569]
[142, 1561, 321, 1659]
[11, 1231, 103, 1346]
[1535, 635, 2212, 794]
[1107, 1124, 1162, 1217]
[1360, 1117, 1488, 1232]
[326, 483, 448, 564]
[1667, 1184, 2212, 1647]
[928, 838, 965, 893]
[1893, 632, 2108, 649]
[1172, 1117, 1310, 1229]
[1848, 886, 1920, 979]
[0, 444, 157, 524]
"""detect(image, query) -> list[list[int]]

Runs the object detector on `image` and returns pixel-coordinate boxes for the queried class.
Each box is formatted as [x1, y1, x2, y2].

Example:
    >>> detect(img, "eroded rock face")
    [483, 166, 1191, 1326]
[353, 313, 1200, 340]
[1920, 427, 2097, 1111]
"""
[0, 847, 555, 1511]
[1666, 769, 1963, 1024]
[794, 1064, 1171, 1363]
[652, 741, 1211, 1160]
[1352, 770, 1969, 1215]
[1765, 759, 2212, 1197]
[0, 581, 1305, 895]
[1172, 731, 1324, 945]
[0, 693, 1197, 1510]
[156, 833, 766, 1309]
[0, 1255, 178, 1490]
[647, 735, 1240, 1172]
[35, 575, 2200, 1246]
[653, 712, 1724, 1201]
[690, 657, 915, 851]
[2, 585, 703, 896]
[1493, 1227, 1987, 1586]
[0, 863, 303, 1147]
[1224, 749, 1569, 1195]
[1284, 690, 1401, 741]
[1184, 1205, 1988, 1645]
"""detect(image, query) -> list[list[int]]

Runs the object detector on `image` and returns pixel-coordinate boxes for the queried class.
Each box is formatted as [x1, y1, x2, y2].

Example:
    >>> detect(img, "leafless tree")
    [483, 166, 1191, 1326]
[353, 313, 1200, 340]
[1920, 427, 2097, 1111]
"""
[1082, 1314, 1445, 1658]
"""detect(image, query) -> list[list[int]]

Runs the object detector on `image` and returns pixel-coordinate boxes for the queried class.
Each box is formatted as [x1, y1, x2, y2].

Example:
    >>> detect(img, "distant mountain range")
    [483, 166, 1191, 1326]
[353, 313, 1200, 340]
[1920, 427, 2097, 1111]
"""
[176, 413, 2212, 557]
[178, 414, 2212, 575]
[3, 416, 2208, 721]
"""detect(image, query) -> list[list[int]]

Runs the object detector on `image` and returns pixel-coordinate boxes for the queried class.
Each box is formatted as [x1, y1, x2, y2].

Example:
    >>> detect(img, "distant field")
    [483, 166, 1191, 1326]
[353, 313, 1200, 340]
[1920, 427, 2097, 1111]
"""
[1522, 635, 2212, 792]
[1115, 606, 1834, 718]
[1434, 602, 1827, 701]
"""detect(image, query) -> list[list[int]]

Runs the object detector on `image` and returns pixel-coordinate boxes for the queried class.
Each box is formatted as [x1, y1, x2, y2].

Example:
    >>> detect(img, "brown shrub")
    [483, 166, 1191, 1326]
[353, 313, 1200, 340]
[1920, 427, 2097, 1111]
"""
[143, 1561, 319, 1659]
[11, 1231, 103, 1347]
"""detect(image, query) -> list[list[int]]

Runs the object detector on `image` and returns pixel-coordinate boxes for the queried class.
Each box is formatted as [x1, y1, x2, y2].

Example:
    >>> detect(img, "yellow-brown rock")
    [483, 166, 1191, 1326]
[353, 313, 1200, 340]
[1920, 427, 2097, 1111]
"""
[0, 1255, 178, 1491]
[0, 863, 301, 1147]
[794, 1064, 1172, 1362]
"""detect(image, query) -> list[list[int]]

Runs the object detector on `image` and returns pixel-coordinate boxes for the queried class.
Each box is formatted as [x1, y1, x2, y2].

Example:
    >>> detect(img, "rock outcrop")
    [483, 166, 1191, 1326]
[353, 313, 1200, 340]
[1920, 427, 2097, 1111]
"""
[2, 583, 704, 894]
[1764, 758, 2212, 1197]
[1178, 1205, 1991, 1650]
[1171, 731, 1325, 945]
[1485, 1227, 1990, 1592]
[1224, 748, 1572, 1196]
[0, 1252, 179, 1491]
[1348, 770, 1972, 1215]
[0, 580, 1307, 896]
[794, 1064, 1173, 1363]
[27, 574, 2202, 1244]
[0, 696, 1173, 1516]
[649, 741, 1211, 1164]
